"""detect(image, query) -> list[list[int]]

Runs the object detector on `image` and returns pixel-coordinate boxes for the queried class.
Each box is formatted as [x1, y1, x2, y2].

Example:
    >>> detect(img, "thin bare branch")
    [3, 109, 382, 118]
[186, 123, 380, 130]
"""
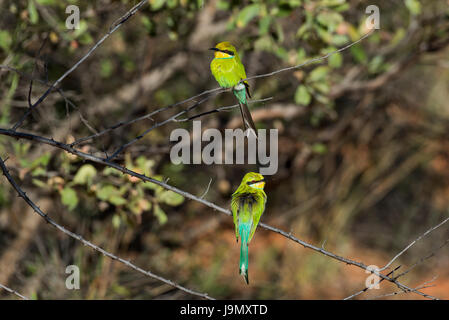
[343, 265, 402, 300]
[368, 276, 439, 300]
[174, 97, 273, 122]
[378, 216, 449, 272]
[0, 283, 29, 300]
[243, 30, 375, 83]
[393, 238, 449, 281]
[71, 88, 226, 148]
[105, 93, 219, 160]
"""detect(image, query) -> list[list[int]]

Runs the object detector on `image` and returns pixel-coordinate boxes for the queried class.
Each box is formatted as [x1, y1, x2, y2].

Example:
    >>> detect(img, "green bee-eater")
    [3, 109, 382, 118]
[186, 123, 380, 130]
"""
[209, 42, 257, 135]
[231, 172, 267, 284]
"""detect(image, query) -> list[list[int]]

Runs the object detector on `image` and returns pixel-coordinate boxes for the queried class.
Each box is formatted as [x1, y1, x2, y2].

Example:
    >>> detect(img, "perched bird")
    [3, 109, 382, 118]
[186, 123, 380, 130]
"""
[231, 172, 267, 284]
[209, 42, 257, 135]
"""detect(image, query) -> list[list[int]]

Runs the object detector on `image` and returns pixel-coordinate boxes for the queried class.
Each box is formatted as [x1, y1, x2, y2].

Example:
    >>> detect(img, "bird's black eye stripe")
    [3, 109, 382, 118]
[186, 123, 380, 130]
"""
[247, 179, 264, 186]
[221, 49, 235, 56]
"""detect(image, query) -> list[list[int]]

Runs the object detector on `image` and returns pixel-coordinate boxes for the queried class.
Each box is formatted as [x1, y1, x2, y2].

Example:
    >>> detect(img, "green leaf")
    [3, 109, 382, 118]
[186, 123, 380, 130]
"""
[79, 32, 93, 45]
[135, 156, 155, 176]
[153, 204, 168, 225]
[405, 0, 421, 15]
[167, 0, 178, 9]
[294, 85, 311, 106]
[316, 25, 332, 43]
[109, 195, 127, 206]
[60, 187, 78, 211]
[331, 34, 349, 46]
[296, 23, 310, 39]
[141, 175, 163, 190]
[0, 30, 12, 52]
[32, 179, 47, 188]
[315, 93, 331, 105]
[316, 11, 343, 31]
[103, 167, 121, 176]
[328, 52, 342, 68]
[236, 4, 260, 28]
[322, 0, 346, 6]
[96, 185, 127, 206]
[311, 143, 328, 154]
[309, 66, 329, 82]
[100, 59, 113, 78]
[150, 0, 166, 10]
[28, 0, 39, 24]
[36, 0, 56, 4]
[159, 190, 184, 206]
[73, 164, 97, 186]
[216, 0, 229, 10]
[141, 16, 154, 33]
[274, 46, 288, 60]
[96, 185, 118, 201]
[112, 214, 121, 228]
[312, 81, 330, 94]
[259, 16, 271, 35]
[350, 44, 367, 64]
[30, 153, 51, 168]
[31, 167, 46, 177]
[368, 55, 385, 74]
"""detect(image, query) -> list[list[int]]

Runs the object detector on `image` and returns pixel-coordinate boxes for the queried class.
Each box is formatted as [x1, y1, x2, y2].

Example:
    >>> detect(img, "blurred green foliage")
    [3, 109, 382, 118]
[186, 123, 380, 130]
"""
[27, 148, 185, 226]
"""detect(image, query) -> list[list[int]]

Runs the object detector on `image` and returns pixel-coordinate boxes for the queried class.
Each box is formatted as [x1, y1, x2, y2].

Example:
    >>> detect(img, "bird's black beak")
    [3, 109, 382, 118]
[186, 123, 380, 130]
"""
[209, 47, 219, 52]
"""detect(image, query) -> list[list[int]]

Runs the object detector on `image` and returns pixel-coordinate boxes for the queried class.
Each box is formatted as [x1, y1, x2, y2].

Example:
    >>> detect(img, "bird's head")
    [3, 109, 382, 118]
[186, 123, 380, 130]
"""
[242, 172, 265, 190]
[209, 42, 237, 59]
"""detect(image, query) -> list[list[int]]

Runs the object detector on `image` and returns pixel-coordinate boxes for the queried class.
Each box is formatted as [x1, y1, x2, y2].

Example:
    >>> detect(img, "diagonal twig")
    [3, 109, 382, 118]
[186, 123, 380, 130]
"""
[71, 87, 226, 148]
[368, 276, 439, 300]
[378, 216, 449, 272]
[0, 283, 30, 300]
[174, 97, 273, 122]
[343, 265, 401, 300]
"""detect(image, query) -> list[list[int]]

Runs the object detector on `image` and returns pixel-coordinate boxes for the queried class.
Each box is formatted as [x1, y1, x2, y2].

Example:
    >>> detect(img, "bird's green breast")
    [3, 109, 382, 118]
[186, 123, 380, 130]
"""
[210, 57, 246, 88]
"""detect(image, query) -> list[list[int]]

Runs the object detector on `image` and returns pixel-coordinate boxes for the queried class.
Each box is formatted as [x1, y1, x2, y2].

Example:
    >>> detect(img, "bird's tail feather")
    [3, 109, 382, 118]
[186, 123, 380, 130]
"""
[239, 102, 257, 137]
[233, 86, 257, 137]
[239, 223, 250, 284]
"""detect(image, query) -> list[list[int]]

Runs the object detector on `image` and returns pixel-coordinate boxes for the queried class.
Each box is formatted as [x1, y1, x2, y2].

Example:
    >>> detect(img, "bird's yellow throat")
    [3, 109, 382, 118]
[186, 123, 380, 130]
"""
[251, 182, 265, 190]
[214, 51, 234, 59]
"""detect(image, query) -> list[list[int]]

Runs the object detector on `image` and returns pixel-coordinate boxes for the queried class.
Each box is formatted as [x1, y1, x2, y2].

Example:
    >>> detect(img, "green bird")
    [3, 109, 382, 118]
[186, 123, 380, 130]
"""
[231, 172, 267, 284]
[209, 42, 257, 136]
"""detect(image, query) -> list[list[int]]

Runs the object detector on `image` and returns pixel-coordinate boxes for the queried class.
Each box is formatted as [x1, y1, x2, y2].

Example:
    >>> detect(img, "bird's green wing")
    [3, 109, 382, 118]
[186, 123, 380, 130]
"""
[249, 191, 267, 243]
[234, 53, 247, 80]
[231, 193, 240, 240]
